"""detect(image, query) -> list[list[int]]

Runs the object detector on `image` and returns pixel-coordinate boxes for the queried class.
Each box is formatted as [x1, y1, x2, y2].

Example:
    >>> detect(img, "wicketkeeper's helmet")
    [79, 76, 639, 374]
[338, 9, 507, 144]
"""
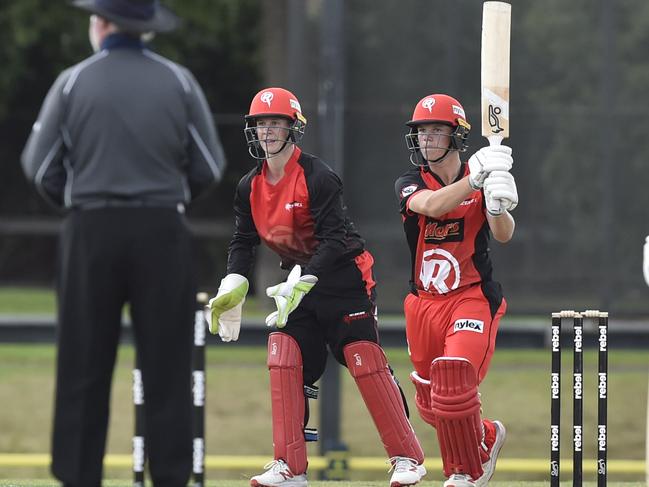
[244, 87, 307, 160]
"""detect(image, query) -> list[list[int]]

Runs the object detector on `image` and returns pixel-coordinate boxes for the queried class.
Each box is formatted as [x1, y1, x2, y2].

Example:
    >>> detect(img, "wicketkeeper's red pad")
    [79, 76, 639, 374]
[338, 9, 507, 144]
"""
[410, 371, 436, 427]
[430, 357, 483, 479]
[344, 341, 424, 463]
[267, 332, 307, 475]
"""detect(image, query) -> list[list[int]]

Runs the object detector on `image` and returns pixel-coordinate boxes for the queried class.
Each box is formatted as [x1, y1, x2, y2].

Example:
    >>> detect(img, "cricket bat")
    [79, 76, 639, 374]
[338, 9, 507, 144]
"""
[481, 1, 511, 146]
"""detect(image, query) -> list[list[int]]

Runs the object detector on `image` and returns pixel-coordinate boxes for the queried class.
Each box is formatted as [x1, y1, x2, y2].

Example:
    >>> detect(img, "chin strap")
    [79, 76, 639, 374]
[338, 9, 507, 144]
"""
[265, 139, 291, 158]
[426, 148, 453, 165]
[410, 147, 455, 167]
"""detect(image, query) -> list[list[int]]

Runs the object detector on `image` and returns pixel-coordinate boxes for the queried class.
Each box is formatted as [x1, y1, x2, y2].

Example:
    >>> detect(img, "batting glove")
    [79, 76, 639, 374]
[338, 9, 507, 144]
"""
[483, 170, 518, 216]
[265, 265, 318, 328]
[206, 273, 249, 341]
[468, 145, 513, 190]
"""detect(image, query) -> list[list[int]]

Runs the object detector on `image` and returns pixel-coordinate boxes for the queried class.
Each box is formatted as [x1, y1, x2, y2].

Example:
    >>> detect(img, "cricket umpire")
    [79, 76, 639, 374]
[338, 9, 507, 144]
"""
[21, 1, 225, 486]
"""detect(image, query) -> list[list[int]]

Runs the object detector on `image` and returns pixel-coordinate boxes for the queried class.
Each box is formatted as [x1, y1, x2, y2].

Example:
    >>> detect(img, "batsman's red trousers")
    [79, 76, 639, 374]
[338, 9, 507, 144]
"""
[404, 281, 506, 383]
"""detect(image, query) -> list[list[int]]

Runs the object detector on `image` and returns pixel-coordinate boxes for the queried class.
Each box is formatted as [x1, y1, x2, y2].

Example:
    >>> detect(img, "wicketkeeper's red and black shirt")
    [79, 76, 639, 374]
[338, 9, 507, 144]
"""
[227, 147, 366, 278]
[395, 163, 497, 298]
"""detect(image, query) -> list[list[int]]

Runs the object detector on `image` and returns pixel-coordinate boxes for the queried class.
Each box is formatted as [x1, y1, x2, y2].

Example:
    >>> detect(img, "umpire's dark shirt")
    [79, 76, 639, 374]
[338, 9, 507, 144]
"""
[21, 34, 225, 208]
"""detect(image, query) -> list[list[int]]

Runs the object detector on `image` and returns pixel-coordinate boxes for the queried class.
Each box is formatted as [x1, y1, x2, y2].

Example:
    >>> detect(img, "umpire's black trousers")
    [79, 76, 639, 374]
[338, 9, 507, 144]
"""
[51, 208, 195, 487]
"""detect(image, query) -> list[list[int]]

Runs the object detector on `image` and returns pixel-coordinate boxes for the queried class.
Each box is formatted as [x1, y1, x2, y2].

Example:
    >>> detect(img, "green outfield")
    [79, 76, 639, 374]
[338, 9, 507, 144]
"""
[0, 287, 57, 314]
[0, 343, 647, 483]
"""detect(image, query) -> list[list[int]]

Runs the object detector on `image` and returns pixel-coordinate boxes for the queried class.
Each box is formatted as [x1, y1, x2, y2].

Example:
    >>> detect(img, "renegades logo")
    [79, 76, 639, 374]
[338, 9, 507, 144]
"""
[424, 218, 464, 243]
[419, 248, 461, 294]
[260, 91, 274, 107]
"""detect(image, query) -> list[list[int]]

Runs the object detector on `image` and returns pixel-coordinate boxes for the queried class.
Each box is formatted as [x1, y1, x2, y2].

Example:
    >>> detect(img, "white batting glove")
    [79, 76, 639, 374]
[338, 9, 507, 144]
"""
[468, 145, 513, 190]
[484, 170, 518, 215]
[265, 265, 318, 328]
[643, 236, 649, 287]
[206, 273, 249, 341]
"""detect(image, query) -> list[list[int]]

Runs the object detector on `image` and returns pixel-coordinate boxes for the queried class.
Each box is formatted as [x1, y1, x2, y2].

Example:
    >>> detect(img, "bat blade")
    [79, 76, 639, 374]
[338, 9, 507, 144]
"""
[481, 1, 511, 143]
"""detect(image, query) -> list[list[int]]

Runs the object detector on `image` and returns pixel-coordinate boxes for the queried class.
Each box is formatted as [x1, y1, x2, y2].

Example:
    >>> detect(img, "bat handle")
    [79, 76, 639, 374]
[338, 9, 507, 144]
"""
[486, 135, 506, 213]
[487, 135, 504, 146]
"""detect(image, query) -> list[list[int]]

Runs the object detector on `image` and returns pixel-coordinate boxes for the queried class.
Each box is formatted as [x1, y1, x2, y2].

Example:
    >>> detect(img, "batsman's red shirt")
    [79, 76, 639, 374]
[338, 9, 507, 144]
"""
[395, 163, 506, 382]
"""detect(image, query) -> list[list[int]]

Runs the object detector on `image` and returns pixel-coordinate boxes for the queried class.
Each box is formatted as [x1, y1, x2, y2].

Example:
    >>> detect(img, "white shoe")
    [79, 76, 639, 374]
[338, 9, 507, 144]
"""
[475, 420, 506, 487]
[443, 473, 476, 487]
[250, 459, 308, 487]
[388, 456, 426, 486]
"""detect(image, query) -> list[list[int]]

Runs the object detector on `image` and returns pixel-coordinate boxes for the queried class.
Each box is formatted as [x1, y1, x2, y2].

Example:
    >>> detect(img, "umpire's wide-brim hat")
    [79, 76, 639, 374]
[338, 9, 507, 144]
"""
[71, 0, 179, 33]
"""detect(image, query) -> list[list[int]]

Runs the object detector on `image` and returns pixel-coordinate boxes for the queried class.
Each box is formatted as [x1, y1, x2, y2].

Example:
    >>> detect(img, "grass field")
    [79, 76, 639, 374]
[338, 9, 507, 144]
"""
[0, 286, 552, 327]
[0, 287, 57, 314]
[1, 286, 647, 483]
[0, 286, 272, 317]
[1, 343, 647, 483]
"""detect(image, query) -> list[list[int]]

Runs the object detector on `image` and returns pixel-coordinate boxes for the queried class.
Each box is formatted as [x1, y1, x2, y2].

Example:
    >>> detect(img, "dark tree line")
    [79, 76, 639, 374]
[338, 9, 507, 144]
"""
[0, 0, 262, 217]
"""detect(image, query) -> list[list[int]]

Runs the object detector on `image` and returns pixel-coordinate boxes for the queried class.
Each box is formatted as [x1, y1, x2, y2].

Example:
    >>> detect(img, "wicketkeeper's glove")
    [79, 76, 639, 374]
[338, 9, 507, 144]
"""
[265, 265, 318, 328]
[206, 273, 249, 342]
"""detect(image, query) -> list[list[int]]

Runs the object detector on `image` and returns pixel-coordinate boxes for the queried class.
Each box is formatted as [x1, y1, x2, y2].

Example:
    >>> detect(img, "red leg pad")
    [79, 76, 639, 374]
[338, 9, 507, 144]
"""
[430, 357, 483, 480]
[267, 332, 307, 475]
[410, 371, 437, 427]
[344, 341, 424, 463]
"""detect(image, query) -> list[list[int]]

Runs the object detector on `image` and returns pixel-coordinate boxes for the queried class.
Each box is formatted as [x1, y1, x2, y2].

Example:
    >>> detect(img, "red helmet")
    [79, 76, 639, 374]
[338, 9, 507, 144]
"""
[407, 94, 469, 128]
[405, 94, 471, 165]
[246, 87, 307, 125]
[244, 87, 307, 160]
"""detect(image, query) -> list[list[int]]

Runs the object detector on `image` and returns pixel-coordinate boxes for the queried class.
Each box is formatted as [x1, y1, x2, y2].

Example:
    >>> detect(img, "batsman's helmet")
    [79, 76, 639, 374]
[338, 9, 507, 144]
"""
[405, 94, 471, 165]
[245, 87, 307, 159]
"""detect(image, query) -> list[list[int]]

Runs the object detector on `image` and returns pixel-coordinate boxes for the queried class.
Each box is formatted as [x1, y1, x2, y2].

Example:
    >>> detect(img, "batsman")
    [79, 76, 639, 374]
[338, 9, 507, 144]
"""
[207, 87, 426, 487]
[394, 93, 517, 487]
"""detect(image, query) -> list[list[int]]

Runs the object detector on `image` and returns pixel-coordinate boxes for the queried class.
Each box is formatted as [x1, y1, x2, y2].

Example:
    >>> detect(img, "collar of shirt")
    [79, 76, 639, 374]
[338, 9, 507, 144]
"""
[101, 33, 145, 51]
[262, 146, 302, 184]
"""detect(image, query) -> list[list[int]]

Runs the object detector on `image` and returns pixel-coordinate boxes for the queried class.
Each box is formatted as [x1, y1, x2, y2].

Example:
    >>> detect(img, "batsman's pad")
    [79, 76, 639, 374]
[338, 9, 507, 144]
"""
[430, 357, 484, 479]
[344, 341, 424, 463]
[410, 371, 436, 427]
[267, 332, 307, 474]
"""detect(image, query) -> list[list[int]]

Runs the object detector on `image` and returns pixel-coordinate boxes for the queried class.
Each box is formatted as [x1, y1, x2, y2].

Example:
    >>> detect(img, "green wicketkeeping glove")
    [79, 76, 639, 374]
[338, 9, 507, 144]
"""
[265, 265, 318, 328]
[206, 274, 249, 340]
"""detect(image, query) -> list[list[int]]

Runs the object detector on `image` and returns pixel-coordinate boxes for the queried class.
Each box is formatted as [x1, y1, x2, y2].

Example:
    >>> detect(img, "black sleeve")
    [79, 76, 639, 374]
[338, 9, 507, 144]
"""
[226, 173, 260, 277]
[303, 166, 348, 276]
[395, 171, 426, 215]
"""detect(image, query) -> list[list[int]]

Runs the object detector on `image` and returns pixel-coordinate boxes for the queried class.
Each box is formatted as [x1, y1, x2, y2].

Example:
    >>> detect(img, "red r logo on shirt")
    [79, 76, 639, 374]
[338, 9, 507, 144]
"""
[420, 248, 461, 294]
